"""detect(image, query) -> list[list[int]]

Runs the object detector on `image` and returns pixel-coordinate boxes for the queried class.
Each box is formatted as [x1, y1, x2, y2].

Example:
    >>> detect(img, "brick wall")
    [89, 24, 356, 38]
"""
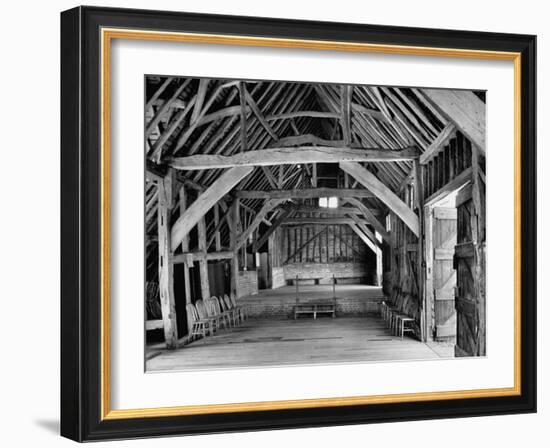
[236, 270, 258, 298]
[283, 262, 369, 284]
[240, 294, 384, 318]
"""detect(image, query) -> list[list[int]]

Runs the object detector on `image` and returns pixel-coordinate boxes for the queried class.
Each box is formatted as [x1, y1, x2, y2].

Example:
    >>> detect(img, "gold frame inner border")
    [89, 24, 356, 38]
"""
[100, 27, 522, 421]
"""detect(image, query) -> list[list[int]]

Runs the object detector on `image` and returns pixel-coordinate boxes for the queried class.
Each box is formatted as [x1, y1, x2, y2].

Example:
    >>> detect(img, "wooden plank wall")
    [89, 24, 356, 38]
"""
[282, 224, 368, 264]
[385, 185, 421, 324]
[423, 131, 473, 201]
[384, 130, 485, 346]
[279, 222, 376, 284]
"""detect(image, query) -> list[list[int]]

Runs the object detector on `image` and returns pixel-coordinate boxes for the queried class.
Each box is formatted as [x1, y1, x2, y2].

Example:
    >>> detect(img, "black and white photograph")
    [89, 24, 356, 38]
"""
[144, 76, 487, 372]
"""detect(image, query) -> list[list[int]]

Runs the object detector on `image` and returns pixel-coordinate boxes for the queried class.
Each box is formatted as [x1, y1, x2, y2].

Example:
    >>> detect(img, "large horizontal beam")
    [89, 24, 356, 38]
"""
[266, 111, 340, 120]
[172, 250, 234, 264]
[289, 205, 360, 215]
[171, 146, 419, 170]
[282, 217, 367, 225]
[340, 161, 420, 237]
[272, 134, 345, 148]
[170, 166, 253, 251]
[234, 187, 374, 200]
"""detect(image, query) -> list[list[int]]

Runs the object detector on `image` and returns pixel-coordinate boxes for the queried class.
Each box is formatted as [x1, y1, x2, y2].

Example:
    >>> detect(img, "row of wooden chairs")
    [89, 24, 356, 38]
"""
[186, 293, 249, 342]
[380, 288, 417, 340]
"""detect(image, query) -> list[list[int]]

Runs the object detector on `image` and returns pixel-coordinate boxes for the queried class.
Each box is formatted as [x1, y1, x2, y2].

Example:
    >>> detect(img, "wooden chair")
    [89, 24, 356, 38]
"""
[222, 294, 241, 325]
[186, 303, 214, 341]
[209, 296, 232, 329]
[220, 294, 238, 326]
[389, 293, 406, 334]
[195, 299, 219, 333]
[204, 297, 226, 331]
[383, 287, 403, 329]
[230, 292, 249, 321]
[396, 314, 416, 339]
[389, 294, 417, 339]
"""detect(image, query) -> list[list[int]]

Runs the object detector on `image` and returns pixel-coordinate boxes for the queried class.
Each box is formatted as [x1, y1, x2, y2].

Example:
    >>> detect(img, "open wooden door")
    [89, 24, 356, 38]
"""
[432, 207, 457, 340]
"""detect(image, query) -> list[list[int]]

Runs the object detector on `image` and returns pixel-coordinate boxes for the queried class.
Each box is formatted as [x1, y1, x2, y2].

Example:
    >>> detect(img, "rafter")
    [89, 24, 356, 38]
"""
[244, 89, 279, 141]
[190, 79, 209, 124]
[149, 96, 197, 162]
[420, 123, 457, 165]
[145, 79, 191, 138]
[260, 166, 278, 189]
[145, 77, 174, 111]
[341, 85, 352, 146]
[173, 81, 238, 152]
[422, 89, 485, 154]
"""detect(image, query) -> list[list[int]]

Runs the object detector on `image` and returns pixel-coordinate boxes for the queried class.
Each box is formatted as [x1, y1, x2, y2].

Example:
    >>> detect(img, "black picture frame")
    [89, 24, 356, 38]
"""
[61, 5, 536, 442]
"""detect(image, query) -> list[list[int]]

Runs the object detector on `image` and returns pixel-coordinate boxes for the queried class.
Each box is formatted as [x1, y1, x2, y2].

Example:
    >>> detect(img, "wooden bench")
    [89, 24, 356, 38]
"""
[291, 277, 323, 286]
[293, 275, 337, 319]
[294, 302, 336, 319]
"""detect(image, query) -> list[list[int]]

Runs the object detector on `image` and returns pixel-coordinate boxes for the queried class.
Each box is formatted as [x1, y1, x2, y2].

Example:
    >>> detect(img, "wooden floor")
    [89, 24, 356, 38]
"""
[146, 315, 454, 372]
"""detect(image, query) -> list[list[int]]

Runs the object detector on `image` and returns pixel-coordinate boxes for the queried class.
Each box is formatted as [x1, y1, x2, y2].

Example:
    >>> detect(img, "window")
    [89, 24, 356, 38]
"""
[319, 197, 338, 208]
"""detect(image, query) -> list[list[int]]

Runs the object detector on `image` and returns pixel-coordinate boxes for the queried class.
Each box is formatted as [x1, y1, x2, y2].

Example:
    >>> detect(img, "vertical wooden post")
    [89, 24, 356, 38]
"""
[214, 203, 221, 252]
[230, 199, 240, 295]
[471, 142, 486, 355]
[197, 217, 210, 301]
[157, 172, 178, 349]
[424, 207, 434, 342]
[414, 159, 426, 342]
[268, 232, 275, 289]
[375, 237, 383, 287]
[179, 186, 191, 305]
[239, 82, 248, 153]
[295, 275, 299, 304]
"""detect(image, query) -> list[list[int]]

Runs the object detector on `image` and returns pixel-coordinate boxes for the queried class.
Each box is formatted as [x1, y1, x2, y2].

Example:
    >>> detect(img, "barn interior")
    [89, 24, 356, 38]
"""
[144, 76, 486, 370]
